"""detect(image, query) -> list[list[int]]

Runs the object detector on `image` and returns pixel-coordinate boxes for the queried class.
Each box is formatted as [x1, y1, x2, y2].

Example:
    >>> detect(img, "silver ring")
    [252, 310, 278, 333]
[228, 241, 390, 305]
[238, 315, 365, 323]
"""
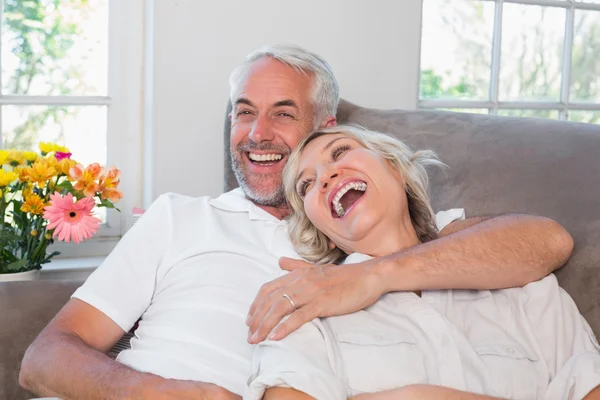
[282, 293, 297, 309]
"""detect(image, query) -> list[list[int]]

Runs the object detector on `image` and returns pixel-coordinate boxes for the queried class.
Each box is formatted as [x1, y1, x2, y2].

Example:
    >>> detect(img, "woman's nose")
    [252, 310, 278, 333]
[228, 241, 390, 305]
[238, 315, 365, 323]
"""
[320, 171, 340, 191]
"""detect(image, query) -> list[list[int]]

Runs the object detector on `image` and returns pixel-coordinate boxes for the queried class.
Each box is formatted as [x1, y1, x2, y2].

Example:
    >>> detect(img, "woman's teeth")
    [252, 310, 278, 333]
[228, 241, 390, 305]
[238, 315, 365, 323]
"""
[248, 153, 283, 162]
[332, 181, 367, 217]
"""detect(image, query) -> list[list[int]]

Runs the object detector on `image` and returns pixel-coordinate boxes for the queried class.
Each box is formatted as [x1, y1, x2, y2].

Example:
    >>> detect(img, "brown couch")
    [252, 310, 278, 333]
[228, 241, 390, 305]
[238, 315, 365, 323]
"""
[2, 101, 599, 399]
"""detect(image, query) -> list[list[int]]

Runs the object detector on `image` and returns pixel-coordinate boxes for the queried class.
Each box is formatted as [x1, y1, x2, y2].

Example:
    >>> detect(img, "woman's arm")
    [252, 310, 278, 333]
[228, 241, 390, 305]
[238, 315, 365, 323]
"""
[350, 385, 500, 400]
[263, 387, 314, 400]
[246, 320, 346, 400]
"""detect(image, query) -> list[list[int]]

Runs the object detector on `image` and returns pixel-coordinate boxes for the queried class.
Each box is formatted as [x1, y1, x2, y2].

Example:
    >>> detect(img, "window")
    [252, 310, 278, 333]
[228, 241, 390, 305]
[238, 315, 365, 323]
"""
[1, 0, 144, 257]
[419, 0, 600, 124]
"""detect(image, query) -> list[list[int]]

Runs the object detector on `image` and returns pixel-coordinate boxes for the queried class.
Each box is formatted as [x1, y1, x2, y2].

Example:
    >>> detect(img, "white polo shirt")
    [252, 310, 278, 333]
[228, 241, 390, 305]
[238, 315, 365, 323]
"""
[72, 189, 462, 396]
[247, 253, 600, 400]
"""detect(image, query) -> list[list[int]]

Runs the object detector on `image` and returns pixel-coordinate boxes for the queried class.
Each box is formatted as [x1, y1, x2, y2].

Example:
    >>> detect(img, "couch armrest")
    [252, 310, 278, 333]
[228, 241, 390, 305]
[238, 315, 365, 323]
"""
[0, 280, 82, 400]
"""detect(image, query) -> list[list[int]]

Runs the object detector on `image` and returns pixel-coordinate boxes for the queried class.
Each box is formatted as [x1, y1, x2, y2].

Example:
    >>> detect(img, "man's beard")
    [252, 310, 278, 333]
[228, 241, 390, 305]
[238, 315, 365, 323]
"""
[230, 141, 289, 208]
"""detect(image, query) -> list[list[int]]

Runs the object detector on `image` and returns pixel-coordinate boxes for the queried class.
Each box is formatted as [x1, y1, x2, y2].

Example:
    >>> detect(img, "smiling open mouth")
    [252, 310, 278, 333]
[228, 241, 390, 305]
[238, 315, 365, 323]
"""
[331, 181, 367, 218]
[247, 152, 284, 166]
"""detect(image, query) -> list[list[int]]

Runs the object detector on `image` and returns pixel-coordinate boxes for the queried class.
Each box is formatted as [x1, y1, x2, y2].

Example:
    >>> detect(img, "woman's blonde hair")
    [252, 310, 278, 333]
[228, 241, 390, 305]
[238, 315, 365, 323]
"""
[283, 125, 444, 264]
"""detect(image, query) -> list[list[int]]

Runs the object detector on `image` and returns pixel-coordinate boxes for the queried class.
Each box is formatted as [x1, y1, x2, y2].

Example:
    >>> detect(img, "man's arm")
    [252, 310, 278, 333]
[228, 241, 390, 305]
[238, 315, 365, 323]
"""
[377, 214, 572, 293]
[20, 299, 238, 400]
[247, 214, 573, 343]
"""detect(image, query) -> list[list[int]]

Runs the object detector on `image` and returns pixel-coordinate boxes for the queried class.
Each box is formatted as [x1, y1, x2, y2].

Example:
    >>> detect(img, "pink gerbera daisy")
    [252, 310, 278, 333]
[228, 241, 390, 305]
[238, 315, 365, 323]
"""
[43, 193, 102, 244]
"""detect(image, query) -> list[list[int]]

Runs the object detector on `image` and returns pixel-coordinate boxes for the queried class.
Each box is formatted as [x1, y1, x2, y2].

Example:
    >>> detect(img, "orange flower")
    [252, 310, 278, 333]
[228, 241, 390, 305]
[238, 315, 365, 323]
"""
[98, 167, 123, 202]
[21, 193, 46, 215]
[14, 166, 29, 183]
[69, 163, 102, 197]
[23, 162, 57, 188]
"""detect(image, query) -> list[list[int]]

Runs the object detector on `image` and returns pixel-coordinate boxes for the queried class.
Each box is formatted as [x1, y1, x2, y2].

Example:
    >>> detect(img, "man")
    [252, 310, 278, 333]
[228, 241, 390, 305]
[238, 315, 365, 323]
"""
[19, 45, 573, 399]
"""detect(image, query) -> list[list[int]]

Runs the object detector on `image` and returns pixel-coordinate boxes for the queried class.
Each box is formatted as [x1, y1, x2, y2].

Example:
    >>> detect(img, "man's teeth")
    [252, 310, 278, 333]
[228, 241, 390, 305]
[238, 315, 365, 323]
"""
[332, 181, 367, 217]
[248, 153, 283, 162]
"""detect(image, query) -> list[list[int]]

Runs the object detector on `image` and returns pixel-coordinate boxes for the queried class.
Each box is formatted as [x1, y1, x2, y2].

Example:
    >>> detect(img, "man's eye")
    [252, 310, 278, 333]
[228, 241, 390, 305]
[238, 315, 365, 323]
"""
[278, 112, 293, 118]
[236, 110, 252, 117]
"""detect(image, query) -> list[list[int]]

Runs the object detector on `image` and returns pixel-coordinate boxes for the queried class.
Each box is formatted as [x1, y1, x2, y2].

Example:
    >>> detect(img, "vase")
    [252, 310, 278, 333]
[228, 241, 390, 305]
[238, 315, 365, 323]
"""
[0, 270, 40, 282]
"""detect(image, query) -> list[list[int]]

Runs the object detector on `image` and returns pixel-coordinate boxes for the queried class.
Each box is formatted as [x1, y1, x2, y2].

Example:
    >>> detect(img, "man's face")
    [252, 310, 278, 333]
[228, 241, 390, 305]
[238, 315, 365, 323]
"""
[229, 57, 317, 208]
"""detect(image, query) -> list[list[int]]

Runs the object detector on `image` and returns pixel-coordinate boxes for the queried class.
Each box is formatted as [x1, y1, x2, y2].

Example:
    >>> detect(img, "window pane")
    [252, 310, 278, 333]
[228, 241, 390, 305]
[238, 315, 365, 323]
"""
[2, 106, 107, 167]
[439, 108, 489, 114]
[2, 0, 108, 96]
[420, 0, 494, 100]
[497, 109, 560, 119]
[568, 111, 600, 124]
[570, 10, 600, 103]
[499, 4, 565, 101]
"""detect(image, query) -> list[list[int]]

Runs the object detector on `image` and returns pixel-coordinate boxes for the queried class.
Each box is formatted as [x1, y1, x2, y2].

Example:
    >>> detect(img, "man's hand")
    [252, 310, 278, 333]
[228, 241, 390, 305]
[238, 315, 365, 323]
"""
[246, 257, 384, 343]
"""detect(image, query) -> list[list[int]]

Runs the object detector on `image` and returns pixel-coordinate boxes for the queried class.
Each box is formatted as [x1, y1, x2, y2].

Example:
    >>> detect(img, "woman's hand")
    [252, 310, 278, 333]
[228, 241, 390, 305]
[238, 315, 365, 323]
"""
[246, 257, 385, 343]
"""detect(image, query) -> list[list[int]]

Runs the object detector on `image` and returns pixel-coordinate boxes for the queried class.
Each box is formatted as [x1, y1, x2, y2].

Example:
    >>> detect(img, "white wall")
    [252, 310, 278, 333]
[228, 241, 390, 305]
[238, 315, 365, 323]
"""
[150, 0, 423, 200]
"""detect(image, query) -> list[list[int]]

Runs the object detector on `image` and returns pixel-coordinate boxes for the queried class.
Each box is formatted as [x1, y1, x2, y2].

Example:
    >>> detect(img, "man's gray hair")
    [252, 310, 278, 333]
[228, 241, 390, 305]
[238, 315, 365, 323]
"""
[229, 44, 340, 128]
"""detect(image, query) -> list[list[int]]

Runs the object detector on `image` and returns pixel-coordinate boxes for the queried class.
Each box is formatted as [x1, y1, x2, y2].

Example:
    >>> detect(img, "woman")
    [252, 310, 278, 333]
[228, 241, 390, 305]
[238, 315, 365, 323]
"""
[244, 125, 600, 400]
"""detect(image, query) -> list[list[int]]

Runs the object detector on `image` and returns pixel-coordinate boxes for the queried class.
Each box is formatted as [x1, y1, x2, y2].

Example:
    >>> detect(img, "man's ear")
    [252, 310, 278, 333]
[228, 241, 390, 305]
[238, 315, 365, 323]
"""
[228, 112, 233, 121]
[323, 116, 337, 128]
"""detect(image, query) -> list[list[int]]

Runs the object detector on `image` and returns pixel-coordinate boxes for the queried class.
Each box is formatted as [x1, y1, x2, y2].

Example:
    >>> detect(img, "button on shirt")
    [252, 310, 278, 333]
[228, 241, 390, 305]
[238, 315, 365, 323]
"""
[72, 189, 463, 396]
[247, 254, 600, 400]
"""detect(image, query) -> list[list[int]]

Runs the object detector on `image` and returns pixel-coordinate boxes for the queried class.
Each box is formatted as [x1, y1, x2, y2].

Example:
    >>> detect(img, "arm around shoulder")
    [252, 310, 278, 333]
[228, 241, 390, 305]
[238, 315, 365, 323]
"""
[376, 214, 573, 293]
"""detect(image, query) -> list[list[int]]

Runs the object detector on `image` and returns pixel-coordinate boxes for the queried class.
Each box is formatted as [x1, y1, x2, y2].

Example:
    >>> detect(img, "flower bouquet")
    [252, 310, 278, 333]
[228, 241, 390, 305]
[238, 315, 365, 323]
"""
[0, 143, 123, 274]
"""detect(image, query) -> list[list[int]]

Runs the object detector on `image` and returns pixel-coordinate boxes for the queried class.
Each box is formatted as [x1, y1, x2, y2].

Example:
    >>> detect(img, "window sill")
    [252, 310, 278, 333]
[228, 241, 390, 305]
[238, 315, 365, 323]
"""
[40, 256, 104, 281]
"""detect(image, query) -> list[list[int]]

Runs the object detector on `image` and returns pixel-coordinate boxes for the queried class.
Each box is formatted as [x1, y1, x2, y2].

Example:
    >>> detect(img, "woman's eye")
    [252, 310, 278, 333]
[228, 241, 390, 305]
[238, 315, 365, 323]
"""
[332, 145, 350, 160]
[298, 180, 313, 197]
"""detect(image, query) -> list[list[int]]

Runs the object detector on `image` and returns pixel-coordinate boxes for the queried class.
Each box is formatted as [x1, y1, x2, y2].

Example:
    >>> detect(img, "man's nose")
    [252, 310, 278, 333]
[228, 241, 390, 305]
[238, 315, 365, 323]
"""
[248, 115, 274, 143]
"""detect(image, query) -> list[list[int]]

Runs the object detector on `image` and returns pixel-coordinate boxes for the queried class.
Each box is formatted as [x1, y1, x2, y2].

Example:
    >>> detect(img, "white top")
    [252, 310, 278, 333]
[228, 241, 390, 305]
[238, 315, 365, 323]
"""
[246, 254, 600, 400]
[72, 189, 462, 396]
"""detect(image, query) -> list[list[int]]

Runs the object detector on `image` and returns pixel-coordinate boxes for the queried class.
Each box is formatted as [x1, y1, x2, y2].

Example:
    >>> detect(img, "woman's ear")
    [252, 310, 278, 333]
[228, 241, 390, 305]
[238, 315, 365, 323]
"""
[329, 240, 337, 250]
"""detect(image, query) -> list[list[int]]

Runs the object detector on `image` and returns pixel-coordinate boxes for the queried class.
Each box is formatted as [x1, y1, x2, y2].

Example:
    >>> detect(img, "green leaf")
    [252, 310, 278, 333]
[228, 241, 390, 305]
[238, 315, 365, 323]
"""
[99, 198, 115, 209]
[56, 180, 75, 192]
[5, 258, 28, 272]
[0, 230, 22, 244]
[42, 251, 61, 263]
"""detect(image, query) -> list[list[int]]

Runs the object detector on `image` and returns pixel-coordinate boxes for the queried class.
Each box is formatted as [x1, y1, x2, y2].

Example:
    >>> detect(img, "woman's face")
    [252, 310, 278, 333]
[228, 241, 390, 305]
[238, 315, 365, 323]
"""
[295, 133, 413, 256]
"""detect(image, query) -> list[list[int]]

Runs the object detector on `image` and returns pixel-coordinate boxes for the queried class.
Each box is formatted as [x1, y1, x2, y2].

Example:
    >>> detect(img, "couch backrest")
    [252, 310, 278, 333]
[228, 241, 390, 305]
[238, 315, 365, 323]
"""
[223, 100, 600, 335]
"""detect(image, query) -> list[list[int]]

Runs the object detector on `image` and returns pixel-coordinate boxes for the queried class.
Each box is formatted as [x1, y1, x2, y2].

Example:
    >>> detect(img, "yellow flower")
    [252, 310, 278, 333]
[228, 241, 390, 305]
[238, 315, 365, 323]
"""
[30, 229, 38, 236]
[56, 158, 77, 176]
[22, 162, 57, 188]
[21, 194, 46, 215]
[0, 150, 8, 165]
[0, 169, 18, 187]
[8, 150, 25, 167]
[39, 142, 70, 155]
[23, 151, 38, 163]
[45, 232, 52, 240]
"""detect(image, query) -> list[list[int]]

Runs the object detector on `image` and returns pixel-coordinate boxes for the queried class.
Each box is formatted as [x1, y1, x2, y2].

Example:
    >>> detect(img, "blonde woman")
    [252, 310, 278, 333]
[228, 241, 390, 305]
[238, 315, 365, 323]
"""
[245, 125, 600, 400]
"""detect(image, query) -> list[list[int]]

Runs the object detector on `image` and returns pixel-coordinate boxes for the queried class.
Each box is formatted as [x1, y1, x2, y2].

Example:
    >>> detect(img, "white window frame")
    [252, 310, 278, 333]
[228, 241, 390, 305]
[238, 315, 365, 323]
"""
[0, 0, 145, 258]
[418, 0, 600, 119]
